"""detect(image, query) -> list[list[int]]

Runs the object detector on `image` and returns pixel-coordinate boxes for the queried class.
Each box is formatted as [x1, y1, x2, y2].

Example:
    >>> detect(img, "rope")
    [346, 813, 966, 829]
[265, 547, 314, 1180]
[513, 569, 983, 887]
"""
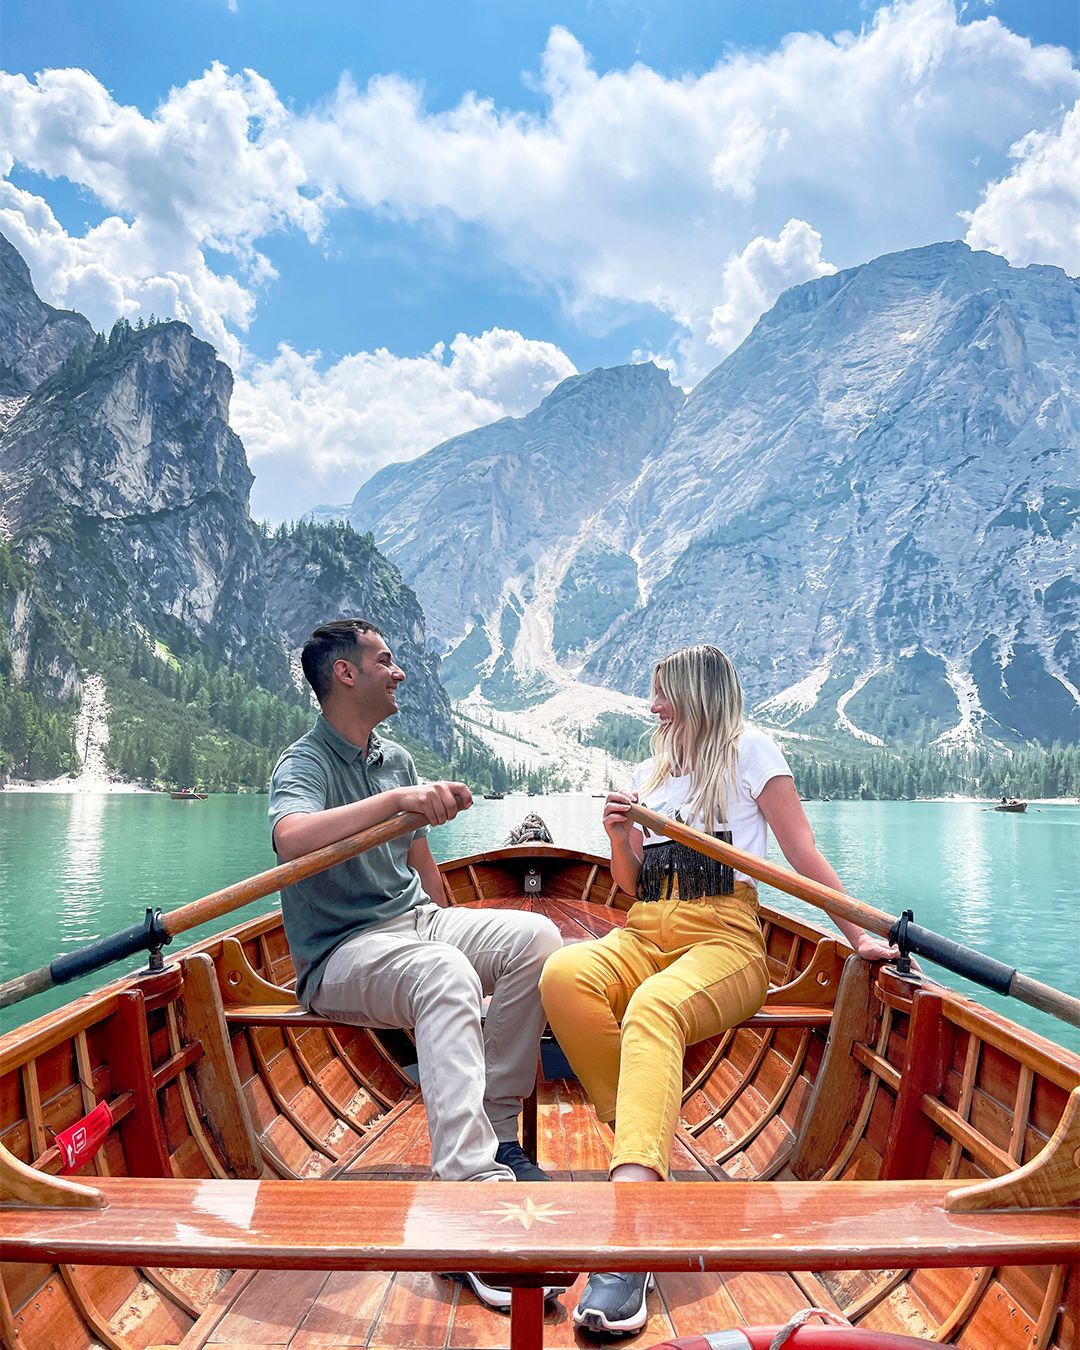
[768, 1308, 853, 1349]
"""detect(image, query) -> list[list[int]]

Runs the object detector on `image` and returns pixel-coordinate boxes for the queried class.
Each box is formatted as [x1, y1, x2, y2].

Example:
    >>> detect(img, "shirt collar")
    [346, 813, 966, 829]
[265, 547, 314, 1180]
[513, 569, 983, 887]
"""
[315, 715, 384, 767]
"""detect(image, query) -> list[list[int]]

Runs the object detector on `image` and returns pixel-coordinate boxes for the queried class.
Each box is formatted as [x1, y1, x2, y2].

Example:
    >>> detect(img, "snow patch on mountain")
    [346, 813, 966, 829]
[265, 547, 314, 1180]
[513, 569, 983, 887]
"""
[835, 672, 886, 747]
[341, 243, 1077, 753]
[459, 679, 654, 789]
[756, 663, 832, 724]
[931, 657, 986, 752]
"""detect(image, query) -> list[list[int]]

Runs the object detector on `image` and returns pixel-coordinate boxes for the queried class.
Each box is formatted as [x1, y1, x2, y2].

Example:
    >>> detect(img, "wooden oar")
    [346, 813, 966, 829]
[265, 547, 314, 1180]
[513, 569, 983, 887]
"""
[0, 812, 427, 1011]
[626, 804, 1080, 1030]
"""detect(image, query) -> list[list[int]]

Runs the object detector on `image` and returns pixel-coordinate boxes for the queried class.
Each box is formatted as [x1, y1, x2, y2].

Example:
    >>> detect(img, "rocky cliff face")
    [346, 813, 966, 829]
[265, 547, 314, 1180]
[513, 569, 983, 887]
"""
[0, 235, 452, 758]
[585, 244, 1079, 747]
[344, 243, 1078, 749]
[0, 233, 93, 403]
[2, 319, 269, 665]
[349, 361, 684, 706]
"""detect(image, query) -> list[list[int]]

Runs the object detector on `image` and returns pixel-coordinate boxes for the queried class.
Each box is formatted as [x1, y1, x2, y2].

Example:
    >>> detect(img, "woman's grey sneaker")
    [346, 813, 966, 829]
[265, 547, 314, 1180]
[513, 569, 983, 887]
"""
[573, 1271, 654, 1335]
[442, 1271, 567, 1312]
[494, 1140, 551, 1181]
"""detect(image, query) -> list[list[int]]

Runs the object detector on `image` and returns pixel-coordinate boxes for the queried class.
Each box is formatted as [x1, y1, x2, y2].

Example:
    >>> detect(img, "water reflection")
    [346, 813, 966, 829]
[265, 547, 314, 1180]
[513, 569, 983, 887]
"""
[942, 807, 991, 947]
[2, 795, 1077, 1049]
[59, 793, 107, 945]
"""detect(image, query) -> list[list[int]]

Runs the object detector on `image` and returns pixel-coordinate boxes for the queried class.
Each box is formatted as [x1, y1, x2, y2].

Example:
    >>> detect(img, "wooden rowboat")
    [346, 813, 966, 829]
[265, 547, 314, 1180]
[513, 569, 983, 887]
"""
[994, 802, 1028, 813]
[1, 826, 1077, 1350]
[169, 791, 208, 801]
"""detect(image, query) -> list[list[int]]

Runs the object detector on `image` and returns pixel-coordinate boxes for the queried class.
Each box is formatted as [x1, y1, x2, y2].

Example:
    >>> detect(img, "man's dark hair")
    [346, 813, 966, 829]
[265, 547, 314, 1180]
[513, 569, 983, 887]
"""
[301, 619, 384, 702]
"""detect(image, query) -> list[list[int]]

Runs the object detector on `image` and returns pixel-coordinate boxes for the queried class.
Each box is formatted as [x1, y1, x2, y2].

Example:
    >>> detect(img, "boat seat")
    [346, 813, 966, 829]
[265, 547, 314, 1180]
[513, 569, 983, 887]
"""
[223, 1002, 833, 1028]
[6, 1176, 1073, 1285]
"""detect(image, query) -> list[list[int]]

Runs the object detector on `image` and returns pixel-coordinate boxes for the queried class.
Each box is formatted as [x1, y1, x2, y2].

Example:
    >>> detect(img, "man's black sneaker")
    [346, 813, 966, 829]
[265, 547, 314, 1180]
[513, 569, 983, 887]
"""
[495, 1140, 551, 1181]
[441, 1271, 567, 1312]
[573, 1271, 654, 1335]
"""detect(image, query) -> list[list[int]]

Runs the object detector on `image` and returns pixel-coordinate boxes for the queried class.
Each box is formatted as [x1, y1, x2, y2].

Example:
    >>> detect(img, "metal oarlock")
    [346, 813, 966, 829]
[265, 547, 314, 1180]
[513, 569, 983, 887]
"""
[889, 908, 915, 976]
[143, 907, 171, 972]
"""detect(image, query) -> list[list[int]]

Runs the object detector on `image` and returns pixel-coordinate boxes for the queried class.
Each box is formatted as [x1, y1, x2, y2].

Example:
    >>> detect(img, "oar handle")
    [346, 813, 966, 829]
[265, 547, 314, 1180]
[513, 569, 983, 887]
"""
[0, 812, 429, 1012]
[163, 811, 429, 938]
[625, 804, 1080, 1030]
[625, 805, 892, 938]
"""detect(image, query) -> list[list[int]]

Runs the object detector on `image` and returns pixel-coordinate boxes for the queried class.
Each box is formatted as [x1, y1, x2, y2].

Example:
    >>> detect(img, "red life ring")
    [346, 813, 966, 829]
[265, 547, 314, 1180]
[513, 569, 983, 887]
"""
[644, 1335, 937, 1349]
[646, 1309, 938, 1350]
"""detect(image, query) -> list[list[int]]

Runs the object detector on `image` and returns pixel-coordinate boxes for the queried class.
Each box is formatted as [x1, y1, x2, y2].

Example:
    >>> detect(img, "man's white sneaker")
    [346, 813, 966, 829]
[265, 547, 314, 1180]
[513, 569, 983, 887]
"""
[441, 1271, 568, 1313]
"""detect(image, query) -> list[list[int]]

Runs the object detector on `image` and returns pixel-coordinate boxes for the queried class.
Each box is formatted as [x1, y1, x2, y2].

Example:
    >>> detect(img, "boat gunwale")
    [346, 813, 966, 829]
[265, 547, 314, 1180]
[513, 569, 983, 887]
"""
[3, 845, 1079, 1087]
[3, 846, 1079, 1350]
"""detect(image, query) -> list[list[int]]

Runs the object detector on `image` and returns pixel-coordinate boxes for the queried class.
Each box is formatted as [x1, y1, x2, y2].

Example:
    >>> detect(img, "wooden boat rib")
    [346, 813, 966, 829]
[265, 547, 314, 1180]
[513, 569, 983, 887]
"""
[1, 843, 1077, 1350]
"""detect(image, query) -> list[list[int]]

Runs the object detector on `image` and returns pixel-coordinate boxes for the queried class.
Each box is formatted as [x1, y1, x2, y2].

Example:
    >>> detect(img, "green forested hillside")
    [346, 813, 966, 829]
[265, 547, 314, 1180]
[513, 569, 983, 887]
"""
[786, 744, 1080, 801]
[1, 527, 507, 790]
[0, 538, 77, 779]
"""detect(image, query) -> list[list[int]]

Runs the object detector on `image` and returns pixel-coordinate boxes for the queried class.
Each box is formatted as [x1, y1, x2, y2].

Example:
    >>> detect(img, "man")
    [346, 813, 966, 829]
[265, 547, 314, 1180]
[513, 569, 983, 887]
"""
[269, 619, 564, 1310]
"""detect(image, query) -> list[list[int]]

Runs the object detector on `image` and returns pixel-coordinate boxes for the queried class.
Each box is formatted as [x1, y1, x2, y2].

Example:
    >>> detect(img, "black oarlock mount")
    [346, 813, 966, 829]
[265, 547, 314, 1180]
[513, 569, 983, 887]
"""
[143, 907, 172, 972]
[889, 908, 914, 977]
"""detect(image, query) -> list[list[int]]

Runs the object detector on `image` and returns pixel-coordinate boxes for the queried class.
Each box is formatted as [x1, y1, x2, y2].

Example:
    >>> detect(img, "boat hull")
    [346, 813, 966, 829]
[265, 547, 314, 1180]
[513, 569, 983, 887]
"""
[1, 844, 1076, 1349]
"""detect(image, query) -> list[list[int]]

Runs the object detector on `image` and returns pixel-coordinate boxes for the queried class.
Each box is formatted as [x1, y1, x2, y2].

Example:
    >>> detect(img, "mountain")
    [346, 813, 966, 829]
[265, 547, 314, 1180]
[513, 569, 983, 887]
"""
[0, 233, 94, 404]
[348, 362, 684, 706]
[584, 244, 1079, 749]
[346, 243, 1079, 750]
[0, 236, 453, 776]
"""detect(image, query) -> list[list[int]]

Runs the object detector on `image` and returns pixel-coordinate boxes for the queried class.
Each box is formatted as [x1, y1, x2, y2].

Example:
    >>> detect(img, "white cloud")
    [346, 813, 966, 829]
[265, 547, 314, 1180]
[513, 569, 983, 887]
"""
[0, 63, 329, 364]
[0, 181, 256, 363]
[705, 220, 838, 359]
[293, 0, 1080, 377]
[231, 328, 576, 522]
[1, 0, 1077, 399]
[963, 98, 1080, 275]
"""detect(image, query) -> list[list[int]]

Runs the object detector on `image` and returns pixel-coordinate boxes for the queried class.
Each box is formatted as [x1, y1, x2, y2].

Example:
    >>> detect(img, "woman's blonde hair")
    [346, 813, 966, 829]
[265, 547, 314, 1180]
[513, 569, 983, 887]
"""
[640, 644, 744, 832]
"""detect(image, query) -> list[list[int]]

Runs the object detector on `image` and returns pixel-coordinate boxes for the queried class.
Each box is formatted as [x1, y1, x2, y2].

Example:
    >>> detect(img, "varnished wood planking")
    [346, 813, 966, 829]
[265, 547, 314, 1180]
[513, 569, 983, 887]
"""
[211, 1269, 329, 1344]
[6, 1177, 1076, 1274]
[857, 1281, 939, 1341]
[4, 845, 1080, 1350]
[8, 1271, 91, 1350]
[535, 1087, 573, 1180]
[658, 1271, 742, 1339]
[445, 1274, 513, 1349]
[551, 1079, 613, 1179]
[720, 1269, 812, 1326]
[289, 1270, 392, 1349]
[366, 1270, 456, 1350]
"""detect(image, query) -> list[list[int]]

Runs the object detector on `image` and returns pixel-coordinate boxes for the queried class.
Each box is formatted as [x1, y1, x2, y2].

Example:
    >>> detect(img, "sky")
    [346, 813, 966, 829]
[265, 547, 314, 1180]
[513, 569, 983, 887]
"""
[1, 0, 1078, 522]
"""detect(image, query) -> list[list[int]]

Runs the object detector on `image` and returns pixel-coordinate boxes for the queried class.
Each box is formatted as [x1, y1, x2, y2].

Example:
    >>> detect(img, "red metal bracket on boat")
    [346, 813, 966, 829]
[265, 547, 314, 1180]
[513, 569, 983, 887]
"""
[54, 1101, 113, 1174]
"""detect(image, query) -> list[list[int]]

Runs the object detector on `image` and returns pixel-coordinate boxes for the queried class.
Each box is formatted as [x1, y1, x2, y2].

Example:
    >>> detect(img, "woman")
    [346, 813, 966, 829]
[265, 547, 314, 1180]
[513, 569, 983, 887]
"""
[540, 645, 897, 1336]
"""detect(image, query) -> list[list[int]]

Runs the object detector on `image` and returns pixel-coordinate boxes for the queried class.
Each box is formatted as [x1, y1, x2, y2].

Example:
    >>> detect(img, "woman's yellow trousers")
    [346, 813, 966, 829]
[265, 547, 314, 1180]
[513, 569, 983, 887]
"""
[539, 884, 769, 1177]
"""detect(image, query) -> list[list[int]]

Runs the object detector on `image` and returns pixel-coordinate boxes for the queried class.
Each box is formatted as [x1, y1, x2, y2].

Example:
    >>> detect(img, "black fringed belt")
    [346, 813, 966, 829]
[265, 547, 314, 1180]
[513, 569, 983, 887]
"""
[636, 835, 735, 901]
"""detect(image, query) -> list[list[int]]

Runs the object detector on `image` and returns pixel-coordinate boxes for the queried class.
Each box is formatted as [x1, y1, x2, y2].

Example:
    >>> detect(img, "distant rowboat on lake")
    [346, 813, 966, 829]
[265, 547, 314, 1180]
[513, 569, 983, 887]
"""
[994, 800, 1028, 813]
[169, 789, 208, 800]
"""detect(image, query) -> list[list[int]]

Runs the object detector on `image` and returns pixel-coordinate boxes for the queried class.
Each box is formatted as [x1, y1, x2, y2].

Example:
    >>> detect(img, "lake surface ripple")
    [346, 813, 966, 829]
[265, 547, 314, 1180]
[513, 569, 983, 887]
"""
[1, 794, 1076, 1049]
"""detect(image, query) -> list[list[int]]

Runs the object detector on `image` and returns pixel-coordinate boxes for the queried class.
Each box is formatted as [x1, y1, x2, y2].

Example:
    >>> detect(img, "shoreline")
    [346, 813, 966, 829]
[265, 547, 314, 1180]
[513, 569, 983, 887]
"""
[2, 778, 156, 794]
[2, 781, 1078, 806]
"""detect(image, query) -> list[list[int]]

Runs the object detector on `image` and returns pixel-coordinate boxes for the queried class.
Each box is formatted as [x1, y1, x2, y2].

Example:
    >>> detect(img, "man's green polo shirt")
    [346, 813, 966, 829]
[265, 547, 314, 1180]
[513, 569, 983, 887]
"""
[268, 715, 430, 1005]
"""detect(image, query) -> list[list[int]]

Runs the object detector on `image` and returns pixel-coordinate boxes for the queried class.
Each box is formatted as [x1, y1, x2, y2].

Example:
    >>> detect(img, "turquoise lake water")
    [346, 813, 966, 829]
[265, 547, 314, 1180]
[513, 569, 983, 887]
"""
[1, 793, 1077, 1049]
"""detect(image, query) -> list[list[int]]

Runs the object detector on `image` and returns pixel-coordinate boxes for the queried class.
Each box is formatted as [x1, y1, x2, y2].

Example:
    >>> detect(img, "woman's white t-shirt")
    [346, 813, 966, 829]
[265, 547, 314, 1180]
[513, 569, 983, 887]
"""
[628, 724, 792, 886]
